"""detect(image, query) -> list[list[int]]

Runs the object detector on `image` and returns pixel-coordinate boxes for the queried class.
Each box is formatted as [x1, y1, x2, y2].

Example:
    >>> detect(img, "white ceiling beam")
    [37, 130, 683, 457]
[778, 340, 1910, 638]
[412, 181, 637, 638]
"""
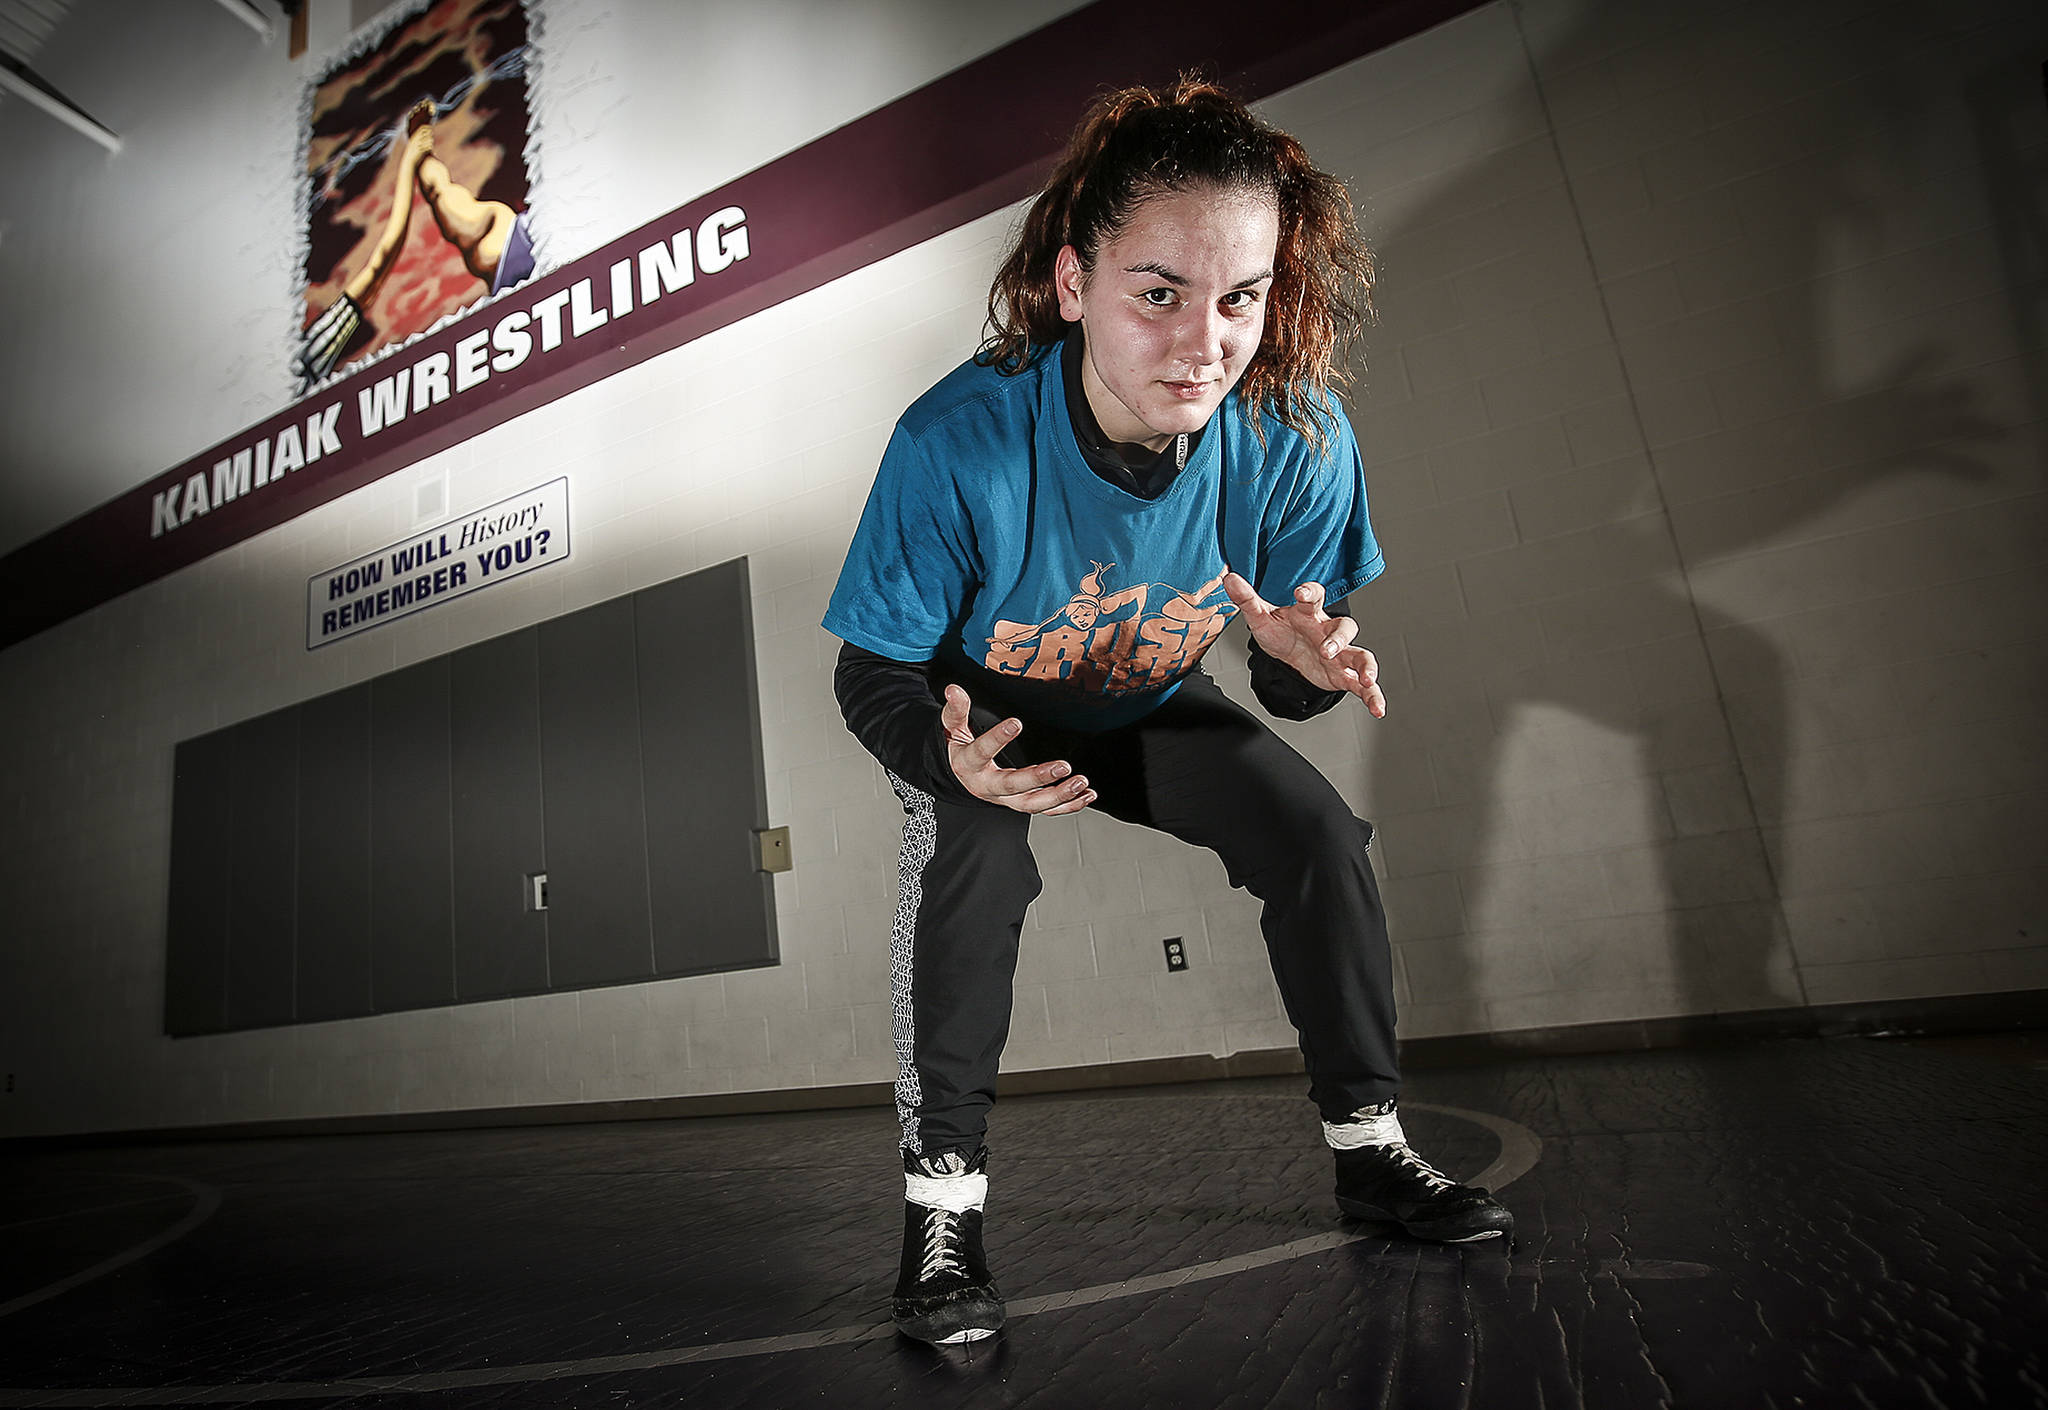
[0, 51, 118, 153]
[209, 0, 273, 41]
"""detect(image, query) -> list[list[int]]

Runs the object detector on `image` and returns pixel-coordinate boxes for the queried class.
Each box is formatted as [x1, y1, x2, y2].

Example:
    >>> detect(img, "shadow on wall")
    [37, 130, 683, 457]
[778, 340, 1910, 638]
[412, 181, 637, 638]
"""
[1340, 0, 2029, 1036]
[1975, 54, 2048, 433]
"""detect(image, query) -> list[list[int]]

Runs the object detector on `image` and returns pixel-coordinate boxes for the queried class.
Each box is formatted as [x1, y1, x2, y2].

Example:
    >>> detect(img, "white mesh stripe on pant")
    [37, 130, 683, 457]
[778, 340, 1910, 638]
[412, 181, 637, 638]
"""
[885, 769, 936, 1153]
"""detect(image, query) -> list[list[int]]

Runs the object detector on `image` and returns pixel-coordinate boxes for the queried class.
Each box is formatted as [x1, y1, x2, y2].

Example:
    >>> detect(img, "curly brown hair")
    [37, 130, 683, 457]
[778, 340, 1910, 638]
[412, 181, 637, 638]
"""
[981, 75, 1375, 452]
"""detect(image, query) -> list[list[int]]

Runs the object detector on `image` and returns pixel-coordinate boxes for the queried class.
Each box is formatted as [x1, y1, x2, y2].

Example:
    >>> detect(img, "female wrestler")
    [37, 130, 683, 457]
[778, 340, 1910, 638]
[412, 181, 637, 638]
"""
[824, 76, 1511, 1346]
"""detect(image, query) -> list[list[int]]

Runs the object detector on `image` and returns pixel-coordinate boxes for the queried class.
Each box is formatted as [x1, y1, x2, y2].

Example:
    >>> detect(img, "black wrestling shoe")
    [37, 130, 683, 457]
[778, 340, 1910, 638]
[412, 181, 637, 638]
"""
[893, 1147, 1004, 1344]
[1333, 1140, 1514, 1243]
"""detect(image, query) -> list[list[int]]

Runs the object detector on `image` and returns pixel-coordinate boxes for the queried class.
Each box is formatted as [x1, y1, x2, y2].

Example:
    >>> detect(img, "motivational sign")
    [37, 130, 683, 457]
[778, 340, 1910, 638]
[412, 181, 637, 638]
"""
[307, 477, 569, 648]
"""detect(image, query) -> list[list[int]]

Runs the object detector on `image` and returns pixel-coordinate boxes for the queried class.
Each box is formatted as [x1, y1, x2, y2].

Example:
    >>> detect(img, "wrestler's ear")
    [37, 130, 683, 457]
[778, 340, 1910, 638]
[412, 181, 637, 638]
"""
[1055, 246, 1086, 323]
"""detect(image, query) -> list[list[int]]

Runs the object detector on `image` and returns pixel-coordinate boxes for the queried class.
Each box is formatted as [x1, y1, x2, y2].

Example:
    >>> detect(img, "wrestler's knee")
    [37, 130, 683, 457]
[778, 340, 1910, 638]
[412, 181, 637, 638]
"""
[1281, 794, 1373, 869]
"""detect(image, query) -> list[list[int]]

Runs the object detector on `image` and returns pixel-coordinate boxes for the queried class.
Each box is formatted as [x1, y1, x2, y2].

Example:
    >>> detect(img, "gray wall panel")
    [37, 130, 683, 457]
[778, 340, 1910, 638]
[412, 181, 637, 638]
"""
[224, 708, 299, 1030]
[370, 658, 455, 1010]
[296, 683, 373, 1023]
[637, 559, 777, 975]
[539, 596, 654, 988]
[451, 627, 549, 999]
[164, 730, 236, 1036]
[166, 559, 776, 1035]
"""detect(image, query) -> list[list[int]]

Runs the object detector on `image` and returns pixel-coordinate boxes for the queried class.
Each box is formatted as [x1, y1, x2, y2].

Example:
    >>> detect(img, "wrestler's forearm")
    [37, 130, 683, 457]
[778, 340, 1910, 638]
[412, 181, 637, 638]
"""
[345, 151, 424, 303]
[834, 642, 976, 803]
[1247, 595, 1351, 721]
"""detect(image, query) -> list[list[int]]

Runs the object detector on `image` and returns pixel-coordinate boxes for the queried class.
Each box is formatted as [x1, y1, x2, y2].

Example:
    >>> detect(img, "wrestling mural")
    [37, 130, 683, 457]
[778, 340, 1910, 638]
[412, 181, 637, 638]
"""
[296, 0, 541, 391]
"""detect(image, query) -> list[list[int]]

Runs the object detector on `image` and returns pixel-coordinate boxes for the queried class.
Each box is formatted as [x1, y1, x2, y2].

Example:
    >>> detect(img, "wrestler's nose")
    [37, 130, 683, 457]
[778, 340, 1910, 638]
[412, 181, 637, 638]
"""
[1178, 302, 1228, 369]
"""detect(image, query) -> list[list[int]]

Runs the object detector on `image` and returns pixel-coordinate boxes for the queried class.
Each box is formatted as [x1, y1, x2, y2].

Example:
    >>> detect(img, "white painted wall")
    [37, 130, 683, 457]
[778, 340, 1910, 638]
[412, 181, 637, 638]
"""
[0, 0, 2041, 1137]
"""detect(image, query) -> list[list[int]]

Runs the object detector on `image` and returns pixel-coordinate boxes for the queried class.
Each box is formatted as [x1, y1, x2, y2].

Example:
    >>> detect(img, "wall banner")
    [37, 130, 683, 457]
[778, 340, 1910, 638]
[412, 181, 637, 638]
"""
[0, 0, 1484, 653]
[296, 0, 544, 391]
[307, 476, 568, 648]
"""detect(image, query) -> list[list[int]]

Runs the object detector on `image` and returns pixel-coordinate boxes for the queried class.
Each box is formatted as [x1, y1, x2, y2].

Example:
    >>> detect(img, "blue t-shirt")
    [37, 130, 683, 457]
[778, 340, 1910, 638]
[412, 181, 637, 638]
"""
[824, 347, 1384, 731]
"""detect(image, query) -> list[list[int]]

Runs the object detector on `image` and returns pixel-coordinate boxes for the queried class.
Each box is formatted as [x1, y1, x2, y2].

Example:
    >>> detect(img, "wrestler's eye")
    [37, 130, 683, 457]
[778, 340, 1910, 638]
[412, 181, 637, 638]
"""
[1141, 288, 1179, 307]
[1221, 289, 1261, 311]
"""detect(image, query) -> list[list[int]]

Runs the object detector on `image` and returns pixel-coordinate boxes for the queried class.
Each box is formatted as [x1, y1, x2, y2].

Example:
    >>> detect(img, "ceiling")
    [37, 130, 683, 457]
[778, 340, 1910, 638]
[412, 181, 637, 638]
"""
[0, 0, 74, 65]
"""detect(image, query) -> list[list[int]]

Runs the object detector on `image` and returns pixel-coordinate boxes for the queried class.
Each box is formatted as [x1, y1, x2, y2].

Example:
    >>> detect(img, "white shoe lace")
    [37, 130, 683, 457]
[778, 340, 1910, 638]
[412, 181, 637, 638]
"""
[920, 1208, 968, 1281]
[1385, 1142, 1457, 1192]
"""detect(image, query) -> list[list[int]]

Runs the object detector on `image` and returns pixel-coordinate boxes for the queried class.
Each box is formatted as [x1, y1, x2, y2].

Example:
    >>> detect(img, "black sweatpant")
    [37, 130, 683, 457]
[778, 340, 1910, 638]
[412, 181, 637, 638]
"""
[885, 669, 1398, 1156]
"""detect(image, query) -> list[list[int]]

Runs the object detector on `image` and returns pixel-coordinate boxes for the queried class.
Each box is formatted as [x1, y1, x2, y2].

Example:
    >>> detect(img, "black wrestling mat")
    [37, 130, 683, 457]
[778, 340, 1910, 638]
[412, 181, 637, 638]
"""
[1, 1035, 2042, 1408]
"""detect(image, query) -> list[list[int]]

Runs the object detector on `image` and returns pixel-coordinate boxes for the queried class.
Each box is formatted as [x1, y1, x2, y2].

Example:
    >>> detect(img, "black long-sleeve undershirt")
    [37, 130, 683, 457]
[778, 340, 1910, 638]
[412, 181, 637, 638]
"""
[1247, 619, 1353, 721]
[833, 644, 977, 804]
[833, 613, 1350, 803]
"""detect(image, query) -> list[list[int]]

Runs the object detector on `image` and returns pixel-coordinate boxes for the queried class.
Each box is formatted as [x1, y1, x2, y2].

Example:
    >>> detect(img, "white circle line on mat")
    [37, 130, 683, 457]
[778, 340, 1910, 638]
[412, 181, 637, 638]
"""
[0, 1176, 223, 1323]
[0, 1101, 1542, 1406]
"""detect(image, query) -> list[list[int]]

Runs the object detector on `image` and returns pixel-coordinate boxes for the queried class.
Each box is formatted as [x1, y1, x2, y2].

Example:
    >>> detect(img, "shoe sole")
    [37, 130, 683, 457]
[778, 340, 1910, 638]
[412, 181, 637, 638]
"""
[896, 1314, 1004, 1344]
[893, 1292, 1006, 1346]
[936, 1327, 997, 1343]
[1337, 1195, 1513, 1243]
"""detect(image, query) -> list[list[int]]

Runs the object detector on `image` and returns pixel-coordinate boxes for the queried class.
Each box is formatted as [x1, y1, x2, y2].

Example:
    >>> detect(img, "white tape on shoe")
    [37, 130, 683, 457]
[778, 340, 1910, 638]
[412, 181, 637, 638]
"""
[1323, 1108, 1408, 1149]
[905, 1170, 988, 1212]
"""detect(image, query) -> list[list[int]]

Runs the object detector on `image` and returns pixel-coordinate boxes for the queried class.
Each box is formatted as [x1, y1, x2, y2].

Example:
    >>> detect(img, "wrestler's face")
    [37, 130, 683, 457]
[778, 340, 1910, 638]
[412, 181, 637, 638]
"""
[1055, 184, 1279, 452]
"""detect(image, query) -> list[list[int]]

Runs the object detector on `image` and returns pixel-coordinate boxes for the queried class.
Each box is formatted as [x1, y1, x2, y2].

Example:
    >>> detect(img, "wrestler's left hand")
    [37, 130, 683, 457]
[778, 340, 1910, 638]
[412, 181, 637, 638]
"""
[1221, 572, 1387, 717]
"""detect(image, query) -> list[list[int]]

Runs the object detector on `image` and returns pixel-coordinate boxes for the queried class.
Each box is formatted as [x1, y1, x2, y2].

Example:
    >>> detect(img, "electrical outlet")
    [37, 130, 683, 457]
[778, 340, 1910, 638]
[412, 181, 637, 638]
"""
[525, 873, 548, 911]
[1163, 937, 1188, 972]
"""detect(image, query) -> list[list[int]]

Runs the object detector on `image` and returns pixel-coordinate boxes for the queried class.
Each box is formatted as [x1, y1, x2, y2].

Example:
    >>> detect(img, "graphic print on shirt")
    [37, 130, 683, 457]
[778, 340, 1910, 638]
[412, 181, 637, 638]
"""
[983, 561, 1235, 695]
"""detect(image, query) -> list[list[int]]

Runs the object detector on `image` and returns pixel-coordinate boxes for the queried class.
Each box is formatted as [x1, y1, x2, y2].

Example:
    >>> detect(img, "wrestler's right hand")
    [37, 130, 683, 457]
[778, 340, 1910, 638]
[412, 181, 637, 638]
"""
[941, 684, 1095, 814]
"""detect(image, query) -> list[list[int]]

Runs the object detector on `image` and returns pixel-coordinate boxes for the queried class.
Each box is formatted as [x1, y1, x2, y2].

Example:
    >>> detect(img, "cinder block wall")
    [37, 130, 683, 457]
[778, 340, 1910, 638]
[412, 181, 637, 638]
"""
[0, 0, 2040, 1138]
